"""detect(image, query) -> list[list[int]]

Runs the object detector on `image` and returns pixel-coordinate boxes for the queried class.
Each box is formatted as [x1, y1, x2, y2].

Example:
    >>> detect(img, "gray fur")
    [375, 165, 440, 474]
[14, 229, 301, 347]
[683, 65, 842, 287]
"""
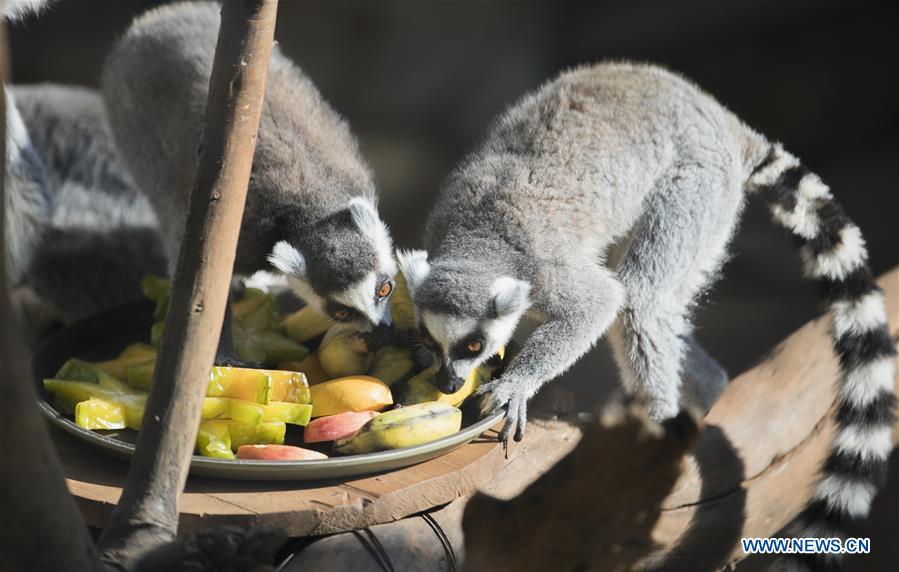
[403, 62, 767, 439]
[1, 0, 51, 21]
[102, 2, 395, 332]
[8, 84, 166, 323]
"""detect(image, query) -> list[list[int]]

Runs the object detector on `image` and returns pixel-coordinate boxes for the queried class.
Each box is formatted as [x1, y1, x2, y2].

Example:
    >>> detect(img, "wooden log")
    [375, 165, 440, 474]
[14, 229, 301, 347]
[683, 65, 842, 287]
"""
[463, 267, 899, 572]
[0, 20, 104, 572]
[97, 2, 278, 569]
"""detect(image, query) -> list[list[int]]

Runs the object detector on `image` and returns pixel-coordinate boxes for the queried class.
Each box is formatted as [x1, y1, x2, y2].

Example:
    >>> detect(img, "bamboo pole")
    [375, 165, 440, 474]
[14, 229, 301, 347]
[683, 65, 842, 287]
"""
[98, 2, 279, 568]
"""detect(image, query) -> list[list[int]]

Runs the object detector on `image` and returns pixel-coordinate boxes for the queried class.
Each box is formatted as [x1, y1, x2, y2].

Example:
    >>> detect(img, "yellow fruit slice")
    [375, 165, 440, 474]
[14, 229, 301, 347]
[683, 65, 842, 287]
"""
[309, 376, 393, 417]
[282, 306, 332, 343]
[75, 398, 126, 430]
[208, 367, 271, 403]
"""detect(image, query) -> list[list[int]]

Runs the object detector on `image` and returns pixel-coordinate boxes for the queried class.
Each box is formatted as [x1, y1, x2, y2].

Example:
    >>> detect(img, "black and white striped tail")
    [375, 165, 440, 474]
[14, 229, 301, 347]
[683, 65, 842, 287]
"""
[747, 144, 896, 571]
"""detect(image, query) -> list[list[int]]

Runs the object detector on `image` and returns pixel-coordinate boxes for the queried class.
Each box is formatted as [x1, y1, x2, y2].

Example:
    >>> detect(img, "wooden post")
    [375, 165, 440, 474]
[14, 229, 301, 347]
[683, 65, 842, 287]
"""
[0, 18, 104, 572]
[98, 1, 278, 568]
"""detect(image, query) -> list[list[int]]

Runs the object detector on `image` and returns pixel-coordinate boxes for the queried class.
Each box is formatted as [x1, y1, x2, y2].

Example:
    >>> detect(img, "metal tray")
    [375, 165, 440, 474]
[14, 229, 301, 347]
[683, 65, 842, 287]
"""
[32, 300, 502, 481]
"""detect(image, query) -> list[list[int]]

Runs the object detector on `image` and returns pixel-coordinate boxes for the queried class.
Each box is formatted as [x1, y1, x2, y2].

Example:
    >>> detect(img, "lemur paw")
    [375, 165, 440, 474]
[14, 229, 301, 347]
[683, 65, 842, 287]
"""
[476, 379, 528, 444]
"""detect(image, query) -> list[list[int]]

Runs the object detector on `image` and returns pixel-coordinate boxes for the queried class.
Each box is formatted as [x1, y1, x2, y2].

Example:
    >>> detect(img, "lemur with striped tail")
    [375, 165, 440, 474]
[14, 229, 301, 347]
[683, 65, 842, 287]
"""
[397, 62, 895, 568]
[103, 2, 397, 362]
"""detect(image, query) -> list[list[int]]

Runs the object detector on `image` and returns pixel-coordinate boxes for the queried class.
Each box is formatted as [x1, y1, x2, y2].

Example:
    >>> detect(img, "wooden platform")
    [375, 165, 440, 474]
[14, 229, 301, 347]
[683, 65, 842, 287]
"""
[54, 421, 508, 536]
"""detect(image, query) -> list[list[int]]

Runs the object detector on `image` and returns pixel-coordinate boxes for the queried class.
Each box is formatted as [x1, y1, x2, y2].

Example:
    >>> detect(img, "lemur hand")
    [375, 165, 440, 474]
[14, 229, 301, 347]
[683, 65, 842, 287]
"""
[476, 377, 528, 444]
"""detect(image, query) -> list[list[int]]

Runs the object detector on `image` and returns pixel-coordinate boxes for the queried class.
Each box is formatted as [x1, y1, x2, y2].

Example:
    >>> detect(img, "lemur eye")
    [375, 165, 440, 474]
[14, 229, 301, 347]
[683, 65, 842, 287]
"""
[467, 340, 483, 354]
[333, 308, 352, 321]
[377, 280, 393, 299]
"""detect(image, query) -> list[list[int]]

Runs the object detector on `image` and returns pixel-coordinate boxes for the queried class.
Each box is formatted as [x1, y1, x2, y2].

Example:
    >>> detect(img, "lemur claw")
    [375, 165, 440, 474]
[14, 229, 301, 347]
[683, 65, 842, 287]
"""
[478, 378, 529, 446]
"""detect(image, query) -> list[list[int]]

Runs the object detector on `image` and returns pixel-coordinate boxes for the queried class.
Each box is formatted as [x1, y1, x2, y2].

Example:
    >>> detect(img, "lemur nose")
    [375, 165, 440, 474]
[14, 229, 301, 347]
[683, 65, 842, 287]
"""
[435, 366, 465, 393]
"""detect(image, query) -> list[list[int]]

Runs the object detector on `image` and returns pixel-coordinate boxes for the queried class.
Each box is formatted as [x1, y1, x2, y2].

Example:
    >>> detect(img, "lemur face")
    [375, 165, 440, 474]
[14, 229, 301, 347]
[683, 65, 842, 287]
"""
[269, 196, 397, 334]
[398, 250, 530, 393]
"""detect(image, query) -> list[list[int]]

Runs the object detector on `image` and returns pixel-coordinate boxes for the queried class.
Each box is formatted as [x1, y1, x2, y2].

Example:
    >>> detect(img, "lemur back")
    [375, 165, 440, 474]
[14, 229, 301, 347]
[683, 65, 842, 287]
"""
[7, 84, 165, 325]
[400, 62, 894, 570]
[103, 2, 397, 337]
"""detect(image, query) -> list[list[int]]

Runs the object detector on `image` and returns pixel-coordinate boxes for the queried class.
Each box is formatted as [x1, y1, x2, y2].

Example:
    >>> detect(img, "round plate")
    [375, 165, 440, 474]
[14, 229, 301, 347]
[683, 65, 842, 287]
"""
[33, 300, 503, 480]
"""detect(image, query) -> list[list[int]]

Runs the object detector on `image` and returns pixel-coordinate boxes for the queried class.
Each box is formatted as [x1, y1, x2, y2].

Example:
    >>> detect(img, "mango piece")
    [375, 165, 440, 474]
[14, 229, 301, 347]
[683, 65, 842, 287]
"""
[140, 274, 171, 321]
[256, 330, 309, 363]
[75, 398, 126, 430]
[309, 376, 393, 418]
[126, 360, 155, 390]
[318, 325, 374, 379]
[368, 346, 414, 387]
[282, 306, 332, 343]
[95, 348, 157, 381]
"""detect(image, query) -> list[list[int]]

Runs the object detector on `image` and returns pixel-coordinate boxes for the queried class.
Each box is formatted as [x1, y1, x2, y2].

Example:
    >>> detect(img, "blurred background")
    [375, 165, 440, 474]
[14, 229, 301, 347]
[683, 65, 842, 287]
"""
[8, 0, 897, 568]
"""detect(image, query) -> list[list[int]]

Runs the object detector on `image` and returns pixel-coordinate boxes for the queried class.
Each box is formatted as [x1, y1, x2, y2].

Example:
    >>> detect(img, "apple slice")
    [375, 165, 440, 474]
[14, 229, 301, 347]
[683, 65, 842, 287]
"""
[304, 411, 379, 443]
[236, 444, 327, 461]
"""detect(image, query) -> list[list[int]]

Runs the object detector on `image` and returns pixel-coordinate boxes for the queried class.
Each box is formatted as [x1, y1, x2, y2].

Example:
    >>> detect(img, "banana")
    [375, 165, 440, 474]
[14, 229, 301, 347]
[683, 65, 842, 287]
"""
[400, 347, 505, 407]
[389, 272, 416, 332]
[335, 401, 462, 454]
[368, 346, 414, 386]
[318, 324, 375, 378]
[282, 305, 333, 343]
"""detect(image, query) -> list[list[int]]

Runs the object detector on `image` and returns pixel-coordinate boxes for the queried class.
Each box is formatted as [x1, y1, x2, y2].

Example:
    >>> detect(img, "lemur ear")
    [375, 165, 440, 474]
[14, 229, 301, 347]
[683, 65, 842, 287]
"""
[396, 249, 430, 294]
[268, 240, 306, 277]
[348, 195, 395, 273]
[490, 276, 532, 317]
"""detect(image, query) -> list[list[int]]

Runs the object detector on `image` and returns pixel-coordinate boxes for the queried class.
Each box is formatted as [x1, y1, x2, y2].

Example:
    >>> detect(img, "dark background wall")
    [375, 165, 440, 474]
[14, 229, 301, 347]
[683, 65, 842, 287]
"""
[9, 0, 897, 568]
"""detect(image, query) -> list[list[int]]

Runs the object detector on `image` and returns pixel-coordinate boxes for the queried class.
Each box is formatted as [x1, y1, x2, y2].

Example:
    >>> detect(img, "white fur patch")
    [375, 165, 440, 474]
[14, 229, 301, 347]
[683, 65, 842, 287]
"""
[831, 290, 887, 339]
[268, 240, 306, 277]
[5, 89, 29, 164]
[331, 271, 384, 327]
[285, 276, 326, 314]
[421, 312, 477, 354]
[348, 196, 396, 276]
[797, 172, 832, 202]
[833, 424, 894, 461]
[749, 145, 800, 189]
[812, 475, 876, 518]
[771, 202, 819, 240]
[3, 0, 49, 21]
[490, 276, 531, 317]
[838, 356, 896, 409]
[801, 224, 867, 280]
[396, 249, 430, 295]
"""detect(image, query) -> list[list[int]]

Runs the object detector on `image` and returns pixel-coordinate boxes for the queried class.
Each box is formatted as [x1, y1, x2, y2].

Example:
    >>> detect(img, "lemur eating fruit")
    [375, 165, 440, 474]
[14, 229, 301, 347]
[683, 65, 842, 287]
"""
[102, 2, 396, 361]
[398, 62, 895, 563]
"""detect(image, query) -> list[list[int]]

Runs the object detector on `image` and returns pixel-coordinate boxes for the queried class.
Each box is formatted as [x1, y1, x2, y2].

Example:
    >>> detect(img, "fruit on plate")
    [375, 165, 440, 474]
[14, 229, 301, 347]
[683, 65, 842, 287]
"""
[75, 398, 127, 430]
[196, 420, 287, 459]
[335, 401, 462, 454]
[389, 272, 416, 331]
[236, 444, 328, 461]
[367, 346, 414, 387]
[282, 306, 332, 343]
[317, 325, 374, 378]
[228, 399, 313, 427]
[303, 411, 380, 443]
[127, 364, 309, 405]
[400, 347, 505, 407]
[309, 376, 393, 417]
[278, 353, 329, 386]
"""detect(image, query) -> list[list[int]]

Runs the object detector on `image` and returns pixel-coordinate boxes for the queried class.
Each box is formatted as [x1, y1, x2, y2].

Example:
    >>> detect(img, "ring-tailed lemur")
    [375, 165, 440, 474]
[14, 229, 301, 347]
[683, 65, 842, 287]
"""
[398, 62, 895, 567]
[102, 2, 397, 360]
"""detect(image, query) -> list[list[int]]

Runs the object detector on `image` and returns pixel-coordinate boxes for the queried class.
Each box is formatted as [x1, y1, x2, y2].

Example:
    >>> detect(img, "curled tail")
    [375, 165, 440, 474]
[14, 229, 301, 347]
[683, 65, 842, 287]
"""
[747, 143, 896, 570]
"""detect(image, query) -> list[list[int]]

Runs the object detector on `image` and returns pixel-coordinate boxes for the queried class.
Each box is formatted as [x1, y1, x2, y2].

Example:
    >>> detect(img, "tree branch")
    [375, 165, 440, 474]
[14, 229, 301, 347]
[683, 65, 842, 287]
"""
[98, 2, 279, 568]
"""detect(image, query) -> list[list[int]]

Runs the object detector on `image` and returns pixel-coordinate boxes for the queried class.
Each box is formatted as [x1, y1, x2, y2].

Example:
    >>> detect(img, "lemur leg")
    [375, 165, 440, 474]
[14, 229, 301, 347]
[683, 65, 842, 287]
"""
[610, 164, 743, 420]
[479, 265, 624, 441]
